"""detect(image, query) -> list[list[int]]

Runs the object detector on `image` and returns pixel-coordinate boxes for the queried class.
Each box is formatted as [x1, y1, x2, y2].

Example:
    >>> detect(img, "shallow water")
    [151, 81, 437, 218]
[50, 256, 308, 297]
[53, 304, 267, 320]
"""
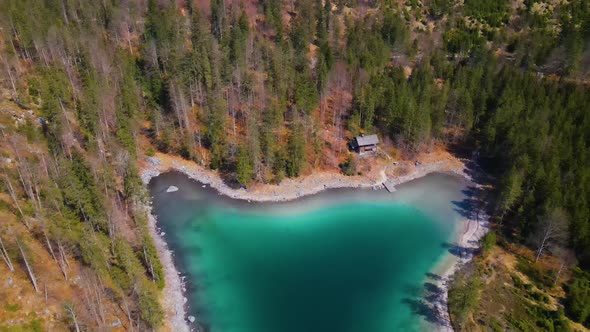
[149, 172, 469, 332]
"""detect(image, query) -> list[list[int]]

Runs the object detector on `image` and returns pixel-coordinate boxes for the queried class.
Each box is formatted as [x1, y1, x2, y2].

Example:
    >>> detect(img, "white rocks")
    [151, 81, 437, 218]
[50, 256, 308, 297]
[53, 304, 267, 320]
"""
[145, 207, 190, 332]
[188, 315, 196, 323]
[147, 157, 161, 166]
[166, 186, 179, 193]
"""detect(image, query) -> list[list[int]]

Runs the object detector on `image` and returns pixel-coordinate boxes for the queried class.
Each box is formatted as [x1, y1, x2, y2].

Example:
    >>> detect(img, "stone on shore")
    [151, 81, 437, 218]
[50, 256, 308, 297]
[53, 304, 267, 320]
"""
[147, 157, 160, 166]
[188, 315, 196, 323]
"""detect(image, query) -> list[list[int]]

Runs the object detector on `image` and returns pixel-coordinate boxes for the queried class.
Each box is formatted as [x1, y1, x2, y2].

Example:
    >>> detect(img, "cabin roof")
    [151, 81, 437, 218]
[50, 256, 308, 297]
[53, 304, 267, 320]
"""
[355, 134, 379, 146]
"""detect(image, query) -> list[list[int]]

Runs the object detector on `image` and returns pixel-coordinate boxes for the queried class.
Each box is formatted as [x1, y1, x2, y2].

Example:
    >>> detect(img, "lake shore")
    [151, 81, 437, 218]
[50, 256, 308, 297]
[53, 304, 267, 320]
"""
[140, 151, 487, 332]
[143, 202, 191, 332]
[430, 203, 489, 331]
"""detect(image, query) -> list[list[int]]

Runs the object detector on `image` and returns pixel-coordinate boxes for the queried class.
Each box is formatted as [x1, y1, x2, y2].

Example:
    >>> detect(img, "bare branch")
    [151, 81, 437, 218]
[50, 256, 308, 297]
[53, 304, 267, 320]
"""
[17, 238, 39, 293]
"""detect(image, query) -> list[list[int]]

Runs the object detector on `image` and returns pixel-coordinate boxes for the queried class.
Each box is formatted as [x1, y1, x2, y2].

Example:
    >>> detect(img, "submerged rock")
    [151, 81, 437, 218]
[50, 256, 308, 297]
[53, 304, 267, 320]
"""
[188, 315, 196, 323]
[166, 186, 179, 193]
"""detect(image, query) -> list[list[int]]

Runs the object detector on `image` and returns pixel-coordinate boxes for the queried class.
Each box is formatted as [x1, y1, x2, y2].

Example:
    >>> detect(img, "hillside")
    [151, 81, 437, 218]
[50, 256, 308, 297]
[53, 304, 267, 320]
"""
[0, 0, 589, 331]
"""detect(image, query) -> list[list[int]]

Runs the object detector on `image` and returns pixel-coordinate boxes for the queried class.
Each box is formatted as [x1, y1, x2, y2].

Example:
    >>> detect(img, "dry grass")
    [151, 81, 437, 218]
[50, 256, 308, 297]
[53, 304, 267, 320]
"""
[455, 243, 585, 332]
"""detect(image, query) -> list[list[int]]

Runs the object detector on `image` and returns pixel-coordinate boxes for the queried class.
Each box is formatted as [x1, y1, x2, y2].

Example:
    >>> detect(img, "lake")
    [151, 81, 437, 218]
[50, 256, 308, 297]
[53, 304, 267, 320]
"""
[149, 172, 470, 332]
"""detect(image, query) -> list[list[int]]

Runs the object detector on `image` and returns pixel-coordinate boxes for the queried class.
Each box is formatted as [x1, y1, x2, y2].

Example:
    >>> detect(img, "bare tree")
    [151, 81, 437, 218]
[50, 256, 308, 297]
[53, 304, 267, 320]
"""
[121, 296, 135, 332]
[0, 234, 14, 272]
[81, 269, 107, 327]
[1, 163, 26, 225]
[16, 238, 39, 293]
[531, 208, 569, 262]
[44, 228, 68, 280]
[552, 246, 577, 286]
[0, 53, 18, 99]
[64, 302, 81, 332]
[57, 239, 71, 269]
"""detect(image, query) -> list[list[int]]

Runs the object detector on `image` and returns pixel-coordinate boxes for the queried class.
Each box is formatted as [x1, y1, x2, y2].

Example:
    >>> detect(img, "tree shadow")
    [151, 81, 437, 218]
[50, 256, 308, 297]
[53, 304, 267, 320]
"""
[401, 280, 448, 326]
[452, 185, 485, 220]
[425, 272, 442, 281]
[442, 242, 478, 258]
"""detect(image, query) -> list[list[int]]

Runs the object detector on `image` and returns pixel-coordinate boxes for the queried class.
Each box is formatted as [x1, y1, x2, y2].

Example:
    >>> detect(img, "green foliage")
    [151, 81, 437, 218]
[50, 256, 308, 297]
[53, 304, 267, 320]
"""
[236, 144, 255, 186]
[355, 63, 444, 150]
[381, 7, 408, 48]
[516, 258, 555, 290]
[0, 318, 43, 332]
[464, 0, 509, 27]
[229, 10, 250, 66]
[506, 305, 572, 332]
[346, 16, 390, 71]
[444, 24, 484, 54]
[76, 52, 101, 141]
[137, 280, 164, 328]
[145, 147, 156, 157]
[565, 268, 590, 327]
[495, 167, 524, 217]
[428, 0, 454, 17]
[17, 118, 39, 143]
[206, 100, 227, 170]
[263, 0, 284, 39]
[448, 271, 482, 328]
[481, 231, 496, 256]
[116, 57, 140, 156]
[60, 152, 106, 231]
[123, 161, 145, 201]
[1, 1, 590, 330]
[114, 236, 144, 279]
[4, 303, 21, 312]
[79, 227, 110, 274]
[294, 68, 318, 114]
[488, 317, 504, 332]
[340, 154, 358, 176]
[286, 123, 306, 177]
[141, 231, 165, 290]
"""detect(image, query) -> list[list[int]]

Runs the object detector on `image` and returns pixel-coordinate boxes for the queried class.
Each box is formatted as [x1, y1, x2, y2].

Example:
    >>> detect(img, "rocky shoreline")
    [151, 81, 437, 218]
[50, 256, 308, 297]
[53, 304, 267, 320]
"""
[432, 206, 490, 331]
[140, 152, 484, 332]
[143, 202, 190, 332]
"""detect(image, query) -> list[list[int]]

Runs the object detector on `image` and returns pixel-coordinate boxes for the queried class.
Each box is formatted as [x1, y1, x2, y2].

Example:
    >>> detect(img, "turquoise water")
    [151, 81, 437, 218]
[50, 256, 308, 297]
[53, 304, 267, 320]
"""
[150, 173, 468, 332]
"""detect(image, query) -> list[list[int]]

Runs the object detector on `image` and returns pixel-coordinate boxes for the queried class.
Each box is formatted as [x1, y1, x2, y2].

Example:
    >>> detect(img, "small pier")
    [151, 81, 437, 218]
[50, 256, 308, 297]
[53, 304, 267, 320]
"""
[383, 180, 397, 193]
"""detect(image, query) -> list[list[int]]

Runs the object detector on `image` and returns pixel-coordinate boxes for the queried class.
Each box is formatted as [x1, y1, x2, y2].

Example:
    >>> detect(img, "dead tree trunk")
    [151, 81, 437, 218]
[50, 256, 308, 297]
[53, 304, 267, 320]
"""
[65, 303, 81, 332]
[1, 54, 18, 99]
[17, 239, 39, 293]
[46, 232, 68, 280]
[122, 297, 134, 332]
[533, 208, 568, 263]
[58, 240, 71, 269]
[94, 276, 106, 326]
[83, 284, 101, 326]
[0, 236, 14, 272]
[44, 232, 58, 262]
[554, 261, 565, 286]
[1, 165, 26, 225]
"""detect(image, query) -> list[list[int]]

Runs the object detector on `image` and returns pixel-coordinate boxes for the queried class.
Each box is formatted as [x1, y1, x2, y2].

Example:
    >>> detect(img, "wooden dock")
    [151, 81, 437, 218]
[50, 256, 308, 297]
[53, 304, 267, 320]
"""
[383, 180, 397, 193]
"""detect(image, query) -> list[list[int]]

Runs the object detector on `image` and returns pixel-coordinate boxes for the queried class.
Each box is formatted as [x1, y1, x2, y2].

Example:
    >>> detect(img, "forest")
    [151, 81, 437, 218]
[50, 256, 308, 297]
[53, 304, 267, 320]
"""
[0, 0, 589, 330]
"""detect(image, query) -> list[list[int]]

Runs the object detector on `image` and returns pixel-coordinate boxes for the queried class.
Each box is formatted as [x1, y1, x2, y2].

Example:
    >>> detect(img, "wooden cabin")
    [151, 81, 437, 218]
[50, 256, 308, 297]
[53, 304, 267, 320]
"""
[351, 134, 379, 155]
